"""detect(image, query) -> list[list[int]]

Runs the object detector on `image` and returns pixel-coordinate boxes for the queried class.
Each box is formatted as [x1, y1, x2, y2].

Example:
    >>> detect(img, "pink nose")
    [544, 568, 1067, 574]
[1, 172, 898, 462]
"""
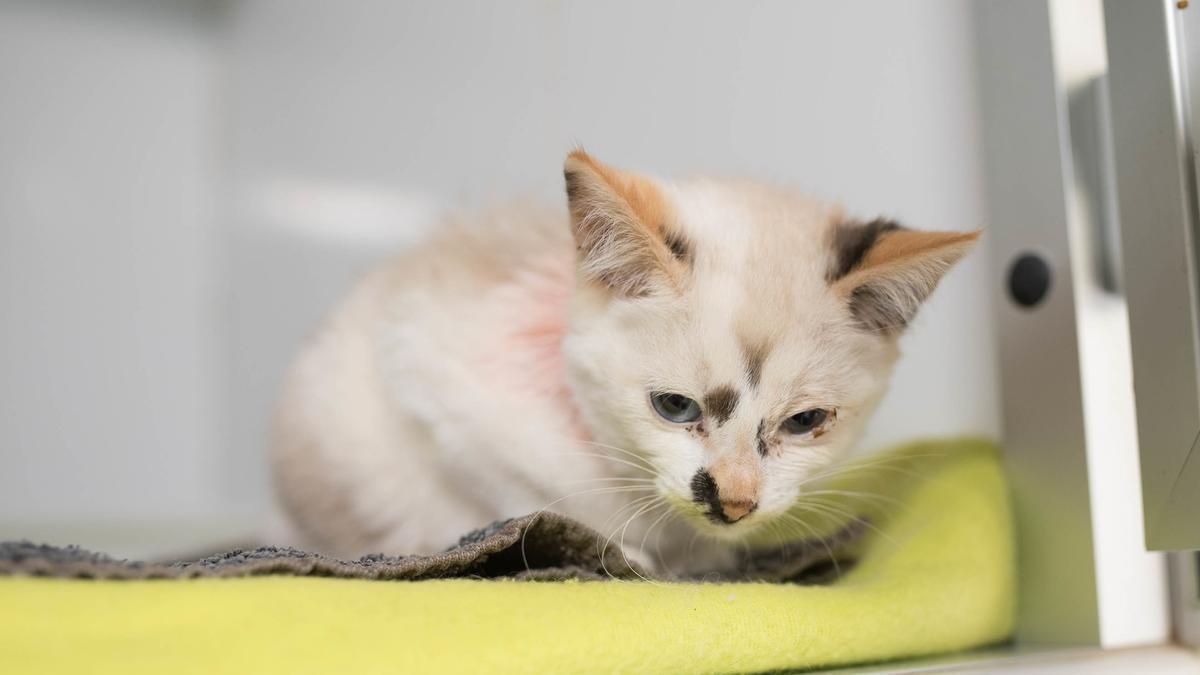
[721, 499, 756, 523]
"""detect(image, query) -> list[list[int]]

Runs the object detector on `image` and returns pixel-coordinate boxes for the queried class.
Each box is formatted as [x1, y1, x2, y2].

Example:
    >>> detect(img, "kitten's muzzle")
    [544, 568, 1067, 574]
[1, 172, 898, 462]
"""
[690, 468, 758, 524]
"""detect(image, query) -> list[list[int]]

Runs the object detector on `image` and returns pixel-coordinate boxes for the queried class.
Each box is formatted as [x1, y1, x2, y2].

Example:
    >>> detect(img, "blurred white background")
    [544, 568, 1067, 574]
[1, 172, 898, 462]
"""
[0, 0, 999, 557]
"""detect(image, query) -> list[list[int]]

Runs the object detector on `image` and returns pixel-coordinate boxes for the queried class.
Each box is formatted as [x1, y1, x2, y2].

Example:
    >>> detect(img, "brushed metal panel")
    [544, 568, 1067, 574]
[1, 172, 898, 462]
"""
[976, 0, 1101, 645]
[1103, 0, 1200, 551]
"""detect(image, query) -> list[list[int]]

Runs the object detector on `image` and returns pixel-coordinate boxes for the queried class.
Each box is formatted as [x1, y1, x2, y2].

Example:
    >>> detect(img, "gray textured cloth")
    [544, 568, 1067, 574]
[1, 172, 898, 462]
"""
[0, 512, 863, 583]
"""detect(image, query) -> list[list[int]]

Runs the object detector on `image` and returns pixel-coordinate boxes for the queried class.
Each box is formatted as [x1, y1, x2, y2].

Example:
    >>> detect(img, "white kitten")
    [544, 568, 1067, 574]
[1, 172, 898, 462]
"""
[271, 151, 977, 574]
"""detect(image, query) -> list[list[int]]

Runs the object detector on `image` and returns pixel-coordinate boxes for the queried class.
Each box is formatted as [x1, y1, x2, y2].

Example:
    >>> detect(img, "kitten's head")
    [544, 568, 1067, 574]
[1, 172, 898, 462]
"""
[560, 151, 978, 537]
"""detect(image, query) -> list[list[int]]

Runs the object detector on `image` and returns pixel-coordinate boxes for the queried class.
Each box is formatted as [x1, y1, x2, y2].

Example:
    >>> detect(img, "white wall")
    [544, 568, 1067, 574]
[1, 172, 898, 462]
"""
[0, 0, 1000, 554]
[225, 0, 1001, 513]
[0, 1, 227, 538]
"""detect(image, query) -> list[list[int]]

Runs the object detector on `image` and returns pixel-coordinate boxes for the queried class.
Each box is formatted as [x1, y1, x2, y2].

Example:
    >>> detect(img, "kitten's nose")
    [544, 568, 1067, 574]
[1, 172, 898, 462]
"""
[691, 466, 761, 524]
[720, 499, 756, 523]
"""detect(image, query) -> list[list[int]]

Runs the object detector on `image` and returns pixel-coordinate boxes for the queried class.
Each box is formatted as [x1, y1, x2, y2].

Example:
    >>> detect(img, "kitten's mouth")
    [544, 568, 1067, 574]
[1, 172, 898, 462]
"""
[700, 501, 757, 525]
[665, 494, 765, 539]
[692, 508, 766, 539]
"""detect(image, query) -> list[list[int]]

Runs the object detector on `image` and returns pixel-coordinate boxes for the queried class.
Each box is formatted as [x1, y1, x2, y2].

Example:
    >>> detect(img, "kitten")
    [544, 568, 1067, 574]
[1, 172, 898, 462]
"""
[271, 150, 978, 574]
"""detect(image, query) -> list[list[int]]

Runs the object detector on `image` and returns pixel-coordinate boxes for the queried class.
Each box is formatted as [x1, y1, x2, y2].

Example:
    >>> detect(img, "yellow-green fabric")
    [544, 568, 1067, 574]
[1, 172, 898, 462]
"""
[0, 438, 1014, 674]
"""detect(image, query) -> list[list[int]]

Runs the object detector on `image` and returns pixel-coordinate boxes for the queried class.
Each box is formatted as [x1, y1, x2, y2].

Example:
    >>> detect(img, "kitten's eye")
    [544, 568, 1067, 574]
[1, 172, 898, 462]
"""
[781, 409, 830, 435]
[650, 392, 701, 424]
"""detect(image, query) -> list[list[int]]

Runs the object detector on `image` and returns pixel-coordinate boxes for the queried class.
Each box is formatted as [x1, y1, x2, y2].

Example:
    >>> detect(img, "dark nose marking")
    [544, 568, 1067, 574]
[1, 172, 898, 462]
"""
[702, 385, 739, 426]
[690, 469, 725, 523]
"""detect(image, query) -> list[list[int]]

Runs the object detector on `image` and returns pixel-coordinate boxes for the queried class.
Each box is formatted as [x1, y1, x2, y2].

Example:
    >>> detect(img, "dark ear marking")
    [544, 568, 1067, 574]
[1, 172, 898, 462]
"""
[563, 168, 581, 204]
[827, 218, 903, 282]
[742, 340, 769, 390]
[663, 230, 691, 263]
[703, 385, 739, 426]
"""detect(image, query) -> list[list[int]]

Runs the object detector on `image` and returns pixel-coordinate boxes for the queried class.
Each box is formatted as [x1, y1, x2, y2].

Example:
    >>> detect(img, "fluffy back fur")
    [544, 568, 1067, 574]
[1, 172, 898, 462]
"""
[271, 151, 977, 574]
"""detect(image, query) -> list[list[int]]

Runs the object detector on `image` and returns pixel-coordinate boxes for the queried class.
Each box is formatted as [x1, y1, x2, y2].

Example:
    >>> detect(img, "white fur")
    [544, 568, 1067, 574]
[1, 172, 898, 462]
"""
[271, 165, 972, 576]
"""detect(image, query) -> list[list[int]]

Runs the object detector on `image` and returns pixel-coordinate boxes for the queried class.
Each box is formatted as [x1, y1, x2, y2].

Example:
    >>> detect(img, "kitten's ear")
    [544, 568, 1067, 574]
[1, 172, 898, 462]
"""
[563, 150, 686, 297]
[828, 219, 980, 334]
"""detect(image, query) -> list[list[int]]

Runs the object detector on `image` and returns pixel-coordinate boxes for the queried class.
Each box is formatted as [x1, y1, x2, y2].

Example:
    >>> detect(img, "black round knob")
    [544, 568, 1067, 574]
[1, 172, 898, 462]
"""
[1008, 253, 1052, 308]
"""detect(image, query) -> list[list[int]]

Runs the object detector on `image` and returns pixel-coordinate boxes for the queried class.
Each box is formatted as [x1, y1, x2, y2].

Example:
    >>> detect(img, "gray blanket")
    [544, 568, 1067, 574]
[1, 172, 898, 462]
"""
[0, 512, 862, 583]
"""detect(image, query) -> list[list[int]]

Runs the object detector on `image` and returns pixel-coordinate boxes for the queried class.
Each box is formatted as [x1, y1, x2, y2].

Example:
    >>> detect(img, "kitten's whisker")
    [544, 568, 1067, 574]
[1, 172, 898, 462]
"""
[639, 504, 675, 572]
[764, 519, 794, 561]
[778, 510, 843, 580]
[686, 529, 701, 565]
[615, 499, 666, 586]
[799, 494, 871, 517]
[561, 451, 658, 477]
[561, 476, 657, 486]
[520, 485, 655, 575]
[794, 458, 931, 490]
[801, 488, 903, 510]
[577, 439, 660, 469]
[798, 451, 944, 480]
[598, 493, 659, 532]
[599, 495, 661, 581]
[596, 494, 660, 577]
[563, 438, 663, 474]
[777, 519, 799, 560]
[795, 498, 897, 547]
[737, 533, 752, 567]
[652, 508, 677, 576]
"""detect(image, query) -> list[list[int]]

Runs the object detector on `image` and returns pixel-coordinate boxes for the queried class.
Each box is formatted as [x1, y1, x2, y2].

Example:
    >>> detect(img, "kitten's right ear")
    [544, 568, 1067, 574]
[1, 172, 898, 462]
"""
[563, 150, 686, 297]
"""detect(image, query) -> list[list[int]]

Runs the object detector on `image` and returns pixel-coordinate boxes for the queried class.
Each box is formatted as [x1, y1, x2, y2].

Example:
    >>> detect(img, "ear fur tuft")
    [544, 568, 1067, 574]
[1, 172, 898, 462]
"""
[563, 150, 684, 297]
[831, 225, 980, 334]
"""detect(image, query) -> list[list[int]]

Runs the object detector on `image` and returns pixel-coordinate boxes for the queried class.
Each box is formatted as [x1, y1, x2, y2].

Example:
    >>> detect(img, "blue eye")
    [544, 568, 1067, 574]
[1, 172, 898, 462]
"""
[782, 409, 829, 435]
[650, 392, 701, 424]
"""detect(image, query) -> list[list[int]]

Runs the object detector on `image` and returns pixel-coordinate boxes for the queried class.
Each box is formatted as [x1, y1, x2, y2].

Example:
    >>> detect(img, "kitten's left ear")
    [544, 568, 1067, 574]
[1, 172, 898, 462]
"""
[828, 220, 980, 335]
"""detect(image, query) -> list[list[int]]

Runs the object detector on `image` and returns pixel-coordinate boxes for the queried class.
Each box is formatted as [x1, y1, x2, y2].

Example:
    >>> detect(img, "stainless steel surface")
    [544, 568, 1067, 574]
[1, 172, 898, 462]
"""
[1104, 0, 1200, 551]
[975, 0, 1101, 646]
[833, 646, 1054, 674]
[1068, 75, 1124, 294]
[954, 645, 1200, 673]
[1171, 552, 1200, 647]
[839, 645, 1200, 674]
